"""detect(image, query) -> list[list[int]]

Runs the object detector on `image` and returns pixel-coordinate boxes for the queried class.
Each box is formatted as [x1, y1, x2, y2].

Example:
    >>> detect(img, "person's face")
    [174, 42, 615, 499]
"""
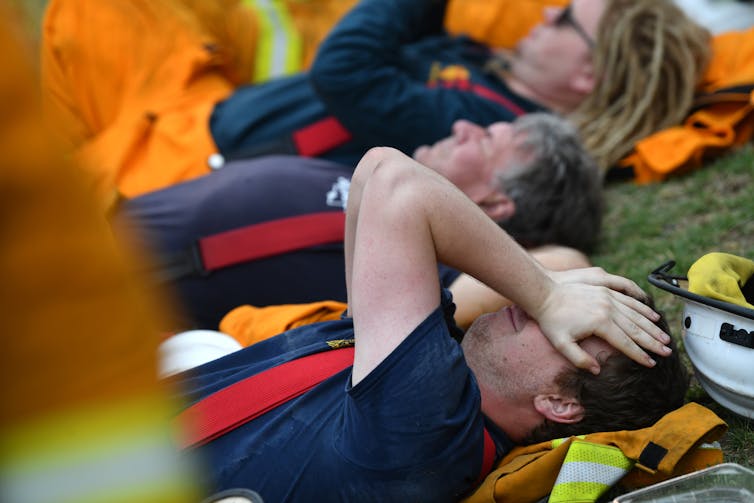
[461, 305, 614, 403]
[413, 120, 520, 220]
[509, 0, 605, 103]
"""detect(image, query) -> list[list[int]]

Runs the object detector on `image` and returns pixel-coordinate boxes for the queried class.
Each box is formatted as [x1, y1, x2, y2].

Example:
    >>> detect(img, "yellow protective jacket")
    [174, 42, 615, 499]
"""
[244, 0, 357, 82]
[2, 8, 199, 501]
[463, 402, 726, 503]
[621, 27, 754, 183]
[41, 0, 253, 203]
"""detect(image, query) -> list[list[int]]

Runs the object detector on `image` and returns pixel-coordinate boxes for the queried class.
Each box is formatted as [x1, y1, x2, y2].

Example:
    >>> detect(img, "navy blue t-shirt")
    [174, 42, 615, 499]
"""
[178, 291, 512, 502]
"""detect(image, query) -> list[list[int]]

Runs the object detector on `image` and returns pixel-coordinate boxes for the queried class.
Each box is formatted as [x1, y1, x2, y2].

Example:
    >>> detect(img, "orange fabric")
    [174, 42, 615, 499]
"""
[464, 440, 571, 503]
[220, 300, 348, 347]
[1, 12, 203, 500]
[445, 0, 568, 49]
[621, 27, 754, 183]
[1, 4, 178, 428]
[41, 0, 243, 201]
[463, 403, 726, 503]
[283, 0, 358, 68]
[697, 28, 754, 93]
[180, 0, 259, 86]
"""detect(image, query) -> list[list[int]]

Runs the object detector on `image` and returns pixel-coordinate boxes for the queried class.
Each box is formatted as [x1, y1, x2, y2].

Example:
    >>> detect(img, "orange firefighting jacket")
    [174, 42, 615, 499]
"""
[463, 402, 726, 503]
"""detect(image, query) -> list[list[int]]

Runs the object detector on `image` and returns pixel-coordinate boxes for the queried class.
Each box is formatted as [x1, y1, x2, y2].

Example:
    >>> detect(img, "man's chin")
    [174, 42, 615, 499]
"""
[464, 312, 495, 344]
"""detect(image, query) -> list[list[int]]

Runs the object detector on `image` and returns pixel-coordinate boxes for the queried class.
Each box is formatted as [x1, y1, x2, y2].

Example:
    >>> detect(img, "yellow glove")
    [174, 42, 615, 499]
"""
[688, 252, 754, 309]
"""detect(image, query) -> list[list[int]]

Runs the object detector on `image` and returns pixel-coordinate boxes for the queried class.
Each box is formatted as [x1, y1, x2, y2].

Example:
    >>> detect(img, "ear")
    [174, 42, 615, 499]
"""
[480, 191, 516, 222]
[534, 394, 584, 424]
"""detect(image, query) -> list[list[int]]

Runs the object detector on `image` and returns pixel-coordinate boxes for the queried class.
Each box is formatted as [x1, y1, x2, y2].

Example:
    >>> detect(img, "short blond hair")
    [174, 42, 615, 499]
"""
[569, 0, 711, 171]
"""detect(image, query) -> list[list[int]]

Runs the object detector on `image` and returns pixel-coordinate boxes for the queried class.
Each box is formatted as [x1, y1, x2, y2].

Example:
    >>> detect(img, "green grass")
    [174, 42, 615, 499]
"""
[593, 145, 754, 469]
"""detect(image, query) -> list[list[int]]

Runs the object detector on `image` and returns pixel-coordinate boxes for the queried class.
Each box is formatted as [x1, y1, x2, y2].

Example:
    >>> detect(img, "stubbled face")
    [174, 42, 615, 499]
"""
[507, 0, 605, 104]
[461, 305, 615, 401]
[413, 120, 520, 214]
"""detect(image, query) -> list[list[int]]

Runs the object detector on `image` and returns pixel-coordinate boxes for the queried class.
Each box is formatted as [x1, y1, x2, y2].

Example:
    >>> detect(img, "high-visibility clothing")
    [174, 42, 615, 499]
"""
[1, 7, 200, 502]
[463, 402, 726, 503]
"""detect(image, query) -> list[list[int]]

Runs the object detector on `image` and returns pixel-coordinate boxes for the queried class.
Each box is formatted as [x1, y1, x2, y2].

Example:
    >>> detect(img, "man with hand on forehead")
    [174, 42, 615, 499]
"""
[175, 147, 686, 502]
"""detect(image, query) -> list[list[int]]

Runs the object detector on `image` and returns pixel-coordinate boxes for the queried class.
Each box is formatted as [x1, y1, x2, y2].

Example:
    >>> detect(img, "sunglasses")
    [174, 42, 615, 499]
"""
[554, 5, 596, 49]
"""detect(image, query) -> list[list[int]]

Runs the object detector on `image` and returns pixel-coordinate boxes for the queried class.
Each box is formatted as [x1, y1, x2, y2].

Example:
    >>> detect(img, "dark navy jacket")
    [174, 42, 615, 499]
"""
[210, 0, 544, 168]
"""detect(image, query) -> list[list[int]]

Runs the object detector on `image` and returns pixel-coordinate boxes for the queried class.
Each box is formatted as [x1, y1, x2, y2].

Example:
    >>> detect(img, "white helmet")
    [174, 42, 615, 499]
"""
[158, 330, 242, 379]
[649, 258, 754, 419]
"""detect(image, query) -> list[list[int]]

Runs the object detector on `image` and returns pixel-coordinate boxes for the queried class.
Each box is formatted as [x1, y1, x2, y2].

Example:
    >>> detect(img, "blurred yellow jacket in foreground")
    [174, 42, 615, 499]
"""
[0, 8, 201, 502]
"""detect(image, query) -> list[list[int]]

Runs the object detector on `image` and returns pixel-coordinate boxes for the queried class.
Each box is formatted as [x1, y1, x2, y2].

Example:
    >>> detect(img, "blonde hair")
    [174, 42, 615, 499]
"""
[569, 0, 711, 171]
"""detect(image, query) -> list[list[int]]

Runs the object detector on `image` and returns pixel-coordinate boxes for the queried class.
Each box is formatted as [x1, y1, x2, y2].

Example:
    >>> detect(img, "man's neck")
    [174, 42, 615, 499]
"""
[477, 380, 542, 443]
[502, 72, 574, 115]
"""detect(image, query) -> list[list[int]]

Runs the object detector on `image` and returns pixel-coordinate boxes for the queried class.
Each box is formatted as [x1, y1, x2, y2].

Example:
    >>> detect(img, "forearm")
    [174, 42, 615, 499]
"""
[450, 246, 592, 329]
[309, 0, 450, 148]
[311, 0, 438, 91]
[422, 176, 555, 318]
[313, 0, 446, 71]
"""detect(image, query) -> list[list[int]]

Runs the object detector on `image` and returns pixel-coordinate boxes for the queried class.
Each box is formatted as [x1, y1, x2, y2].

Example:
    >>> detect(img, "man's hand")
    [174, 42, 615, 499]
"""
[529, 267, 672, 374]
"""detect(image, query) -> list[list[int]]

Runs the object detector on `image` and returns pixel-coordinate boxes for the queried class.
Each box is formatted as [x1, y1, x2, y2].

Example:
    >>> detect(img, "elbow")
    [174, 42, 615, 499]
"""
[351, 147, 400, 185]
[309, 44, 370, 103]
[351, 147, 416, 198]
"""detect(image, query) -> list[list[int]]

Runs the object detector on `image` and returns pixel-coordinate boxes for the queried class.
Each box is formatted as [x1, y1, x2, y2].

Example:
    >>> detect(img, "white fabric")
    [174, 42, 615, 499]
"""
[158, 330, 242, 378]
[673, 0, 754, 33]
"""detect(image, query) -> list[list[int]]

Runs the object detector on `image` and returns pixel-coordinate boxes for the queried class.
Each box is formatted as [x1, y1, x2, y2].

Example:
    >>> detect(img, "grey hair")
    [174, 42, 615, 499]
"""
[497, 113, 603, 253]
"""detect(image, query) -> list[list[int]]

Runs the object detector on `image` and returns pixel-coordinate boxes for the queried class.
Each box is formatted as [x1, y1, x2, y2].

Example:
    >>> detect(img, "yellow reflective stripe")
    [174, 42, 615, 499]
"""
[550, 481, 615, 503]
[0, 396, 200, 503]
[550, 440, 634, 503]
[244, 0, 303, 82]
[563, 441, 632, 468]
[552, 435, 586, 449]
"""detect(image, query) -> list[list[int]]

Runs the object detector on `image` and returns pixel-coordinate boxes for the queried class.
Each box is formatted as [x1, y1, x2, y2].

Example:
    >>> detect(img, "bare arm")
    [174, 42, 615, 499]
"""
[450, 245, 592, 330]
[346, 148, 669, 384]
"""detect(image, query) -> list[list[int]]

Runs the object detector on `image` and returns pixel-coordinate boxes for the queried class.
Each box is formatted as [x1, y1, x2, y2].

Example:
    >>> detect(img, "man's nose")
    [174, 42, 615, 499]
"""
[452, 120, 481, 143]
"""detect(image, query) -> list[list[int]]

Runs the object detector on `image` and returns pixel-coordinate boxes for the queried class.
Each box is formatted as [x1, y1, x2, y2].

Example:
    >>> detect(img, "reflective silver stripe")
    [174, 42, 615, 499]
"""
[246, 0, 302, 80]
[1, 399, 198, 503]
[1, 433, 194, 503]
[0, 438, 194, 503]
[553, 460, 630, 486]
